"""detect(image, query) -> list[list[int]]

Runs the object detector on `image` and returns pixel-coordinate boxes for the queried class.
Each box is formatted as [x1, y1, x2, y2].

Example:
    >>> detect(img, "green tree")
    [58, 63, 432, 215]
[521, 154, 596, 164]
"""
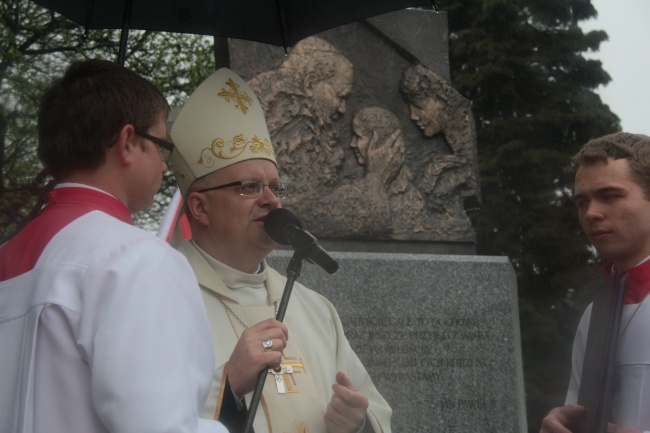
[0, 1, 217, 239]
[436, 0, 620, 429]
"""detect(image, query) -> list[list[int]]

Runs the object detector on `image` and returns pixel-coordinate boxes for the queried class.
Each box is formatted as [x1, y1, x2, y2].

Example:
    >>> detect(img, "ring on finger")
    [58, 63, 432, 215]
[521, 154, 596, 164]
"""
[262, 339, 273, 351]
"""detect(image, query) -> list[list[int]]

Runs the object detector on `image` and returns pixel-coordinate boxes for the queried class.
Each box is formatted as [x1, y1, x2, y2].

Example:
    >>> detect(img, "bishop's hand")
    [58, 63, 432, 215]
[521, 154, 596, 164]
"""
[324, 371, 369, 433]
[227, 318, 288, 397]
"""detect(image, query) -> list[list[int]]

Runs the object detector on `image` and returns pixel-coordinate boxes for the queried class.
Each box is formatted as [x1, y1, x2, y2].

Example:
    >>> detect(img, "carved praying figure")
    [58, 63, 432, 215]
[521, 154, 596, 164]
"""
[350, 107, 436, 240]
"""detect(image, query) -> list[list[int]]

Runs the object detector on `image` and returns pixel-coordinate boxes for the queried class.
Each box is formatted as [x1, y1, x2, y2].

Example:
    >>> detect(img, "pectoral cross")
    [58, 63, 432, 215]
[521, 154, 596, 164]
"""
[268, 356, 305, 394]
[269, 365, 293, 393]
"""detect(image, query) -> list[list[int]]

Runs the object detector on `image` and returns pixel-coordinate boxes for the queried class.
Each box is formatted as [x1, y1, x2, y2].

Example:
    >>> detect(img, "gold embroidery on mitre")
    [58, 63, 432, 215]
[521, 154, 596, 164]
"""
[197, 134, 275, 167]
[218, 77, 253, 114]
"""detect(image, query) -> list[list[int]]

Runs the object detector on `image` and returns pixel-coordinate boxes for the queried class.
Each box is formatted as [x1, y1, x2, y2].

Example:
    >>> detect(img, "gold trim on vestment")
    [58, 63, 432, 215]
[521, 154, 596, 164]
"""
[214, 361, 230, 420]
[261, 395, 273, 433]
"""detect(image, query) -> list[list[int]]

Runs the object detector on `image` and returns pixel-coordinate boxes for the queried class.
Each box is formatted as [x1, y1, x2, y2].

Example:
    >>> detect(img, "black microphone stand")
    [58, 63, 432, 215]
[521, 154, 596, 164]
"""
[243, 251, 304, 433]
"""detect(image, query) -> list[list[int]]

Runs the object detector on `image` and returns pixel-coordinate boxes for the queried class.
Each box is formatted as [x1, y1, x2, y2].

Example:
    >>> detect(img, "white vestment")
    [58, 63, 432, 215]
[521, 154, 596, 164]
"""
[566, 300, 650, 430]
[0, 206, 227, 433]
[178, 239, 392, 433]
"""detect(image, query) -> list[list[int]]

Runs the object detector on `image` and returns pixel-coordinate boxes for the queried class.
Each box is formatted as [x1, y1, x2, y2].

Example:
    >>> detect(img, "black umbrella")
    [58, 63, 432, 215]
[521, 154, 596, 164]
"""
[33, 0, 435, 64]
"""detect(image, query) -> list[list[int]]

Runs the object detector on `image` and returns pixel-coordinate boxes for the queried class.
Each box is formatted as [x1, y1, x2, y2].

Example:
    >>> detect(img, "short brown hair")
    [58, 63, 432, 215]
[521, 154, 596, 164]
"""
[37, 59, 169, 179]
[573, 132, 650, 197]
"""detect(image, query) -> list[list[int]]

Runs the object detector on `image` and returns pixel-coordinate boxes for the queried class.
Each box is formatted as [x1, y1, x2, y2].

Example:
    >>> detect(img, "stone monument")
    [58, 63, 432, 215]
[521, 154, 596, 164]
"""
[222, 8, 526, 432]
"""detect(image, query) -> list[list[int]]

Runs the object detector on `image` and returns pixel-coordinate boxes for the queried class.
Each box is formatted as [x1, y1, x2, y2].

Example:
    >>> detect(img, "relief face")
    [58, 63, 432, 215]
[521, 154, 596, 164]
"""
[407, 96, 445, 138]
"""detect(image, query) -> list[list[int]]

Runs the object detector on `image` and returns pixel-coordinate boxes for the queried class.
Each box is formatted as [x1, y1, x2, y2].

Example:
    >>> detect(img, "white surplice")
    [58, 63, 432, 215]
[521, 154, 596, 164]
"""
[566, 300, 650, 430]
[0, 207, 227, 433]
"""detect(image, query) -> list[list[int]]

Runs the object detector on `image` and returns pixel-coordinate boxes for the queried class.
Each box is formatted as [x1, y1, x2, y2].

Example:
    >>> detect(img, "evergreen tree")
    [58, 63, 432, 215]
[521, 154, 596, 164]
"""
[437, 0, 620, 429]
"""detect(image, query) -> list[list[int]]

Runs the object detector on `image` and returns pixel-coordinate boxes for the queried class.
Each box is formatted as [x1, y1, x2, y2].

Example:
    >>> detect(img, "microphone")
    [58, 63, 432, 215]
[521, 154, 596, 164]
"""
[264, 208, 339, 274]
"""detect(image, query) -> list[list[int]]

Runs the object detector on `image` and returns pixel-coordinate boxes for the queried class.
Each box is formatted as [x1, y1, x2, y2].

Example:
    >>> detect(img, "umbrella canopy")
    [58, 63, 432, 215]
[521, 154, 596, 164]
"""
[33, 0, 434, 63]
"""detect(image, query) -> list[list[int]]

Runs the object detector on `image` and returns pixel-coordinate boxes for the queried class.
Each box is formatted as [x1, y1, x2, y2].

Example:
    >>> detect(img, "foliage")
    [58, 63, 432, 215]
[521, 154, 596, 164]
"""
[437, 0, 620, 430]
[1, 1, 99, 238]
[0, 0, 216, 239]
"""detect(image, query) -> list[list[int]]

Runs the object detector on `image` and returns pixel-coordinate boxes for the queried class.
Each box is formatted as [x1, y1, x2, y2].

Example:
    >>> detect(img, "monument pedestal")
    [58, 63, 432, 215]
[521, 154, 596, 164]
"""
[268, 251, 527, 433]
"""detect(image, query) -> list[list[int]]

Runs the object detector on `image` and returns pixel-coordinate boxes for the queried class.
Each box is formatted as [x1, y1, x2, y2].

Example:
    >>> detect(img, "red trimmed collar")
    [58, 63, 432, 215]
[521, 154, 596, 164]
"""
[603, 259, 650, 305]
[48, 186, 132, 224]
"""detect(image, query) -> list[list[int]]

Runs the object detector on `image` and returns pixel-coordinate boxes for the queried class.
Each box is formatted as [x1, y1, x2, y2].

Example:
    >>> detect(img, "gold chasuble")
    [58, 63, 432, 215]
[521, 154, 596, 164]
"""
[178, 239, 391, 433]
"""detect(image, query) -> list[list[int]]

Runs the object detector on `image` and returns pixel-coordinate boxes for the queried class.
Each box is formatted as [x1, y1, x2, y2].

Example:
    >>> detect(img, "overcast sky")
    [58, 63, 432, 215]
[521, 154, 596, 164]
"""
[580, 0, 650, 135]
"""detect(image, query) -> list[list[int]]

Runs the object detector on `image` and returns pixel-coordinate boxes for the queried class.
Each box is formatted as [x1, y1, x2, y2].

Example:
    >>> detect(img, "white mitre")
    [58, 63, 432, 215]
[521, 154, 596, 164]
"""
[170, 67, 276, 197]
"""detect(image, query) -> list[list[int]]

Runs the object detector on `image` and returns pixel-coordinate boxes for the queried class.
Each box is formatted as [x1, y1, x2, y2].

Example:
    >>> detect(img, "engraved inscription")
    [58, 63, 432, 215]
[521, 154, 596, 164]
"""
[344, 310, 507, 418]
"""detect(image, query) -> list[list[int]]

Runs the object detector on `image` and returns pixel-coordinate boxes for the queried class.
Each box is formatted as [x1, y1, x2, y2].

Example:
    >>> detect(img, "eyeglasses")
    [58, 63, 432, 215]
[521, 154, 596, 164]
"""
[135, 130, 175, 162]
[197, 179, 289, 199]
